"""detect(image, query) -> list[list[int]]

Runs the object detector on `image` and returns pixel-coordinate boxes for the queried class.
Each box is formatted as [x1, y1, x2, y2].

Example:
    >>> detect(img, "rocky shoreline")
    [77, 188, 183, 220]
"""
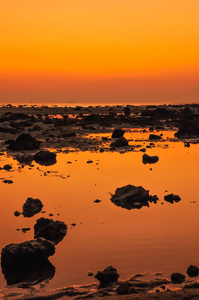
[0, 103, 199, 299]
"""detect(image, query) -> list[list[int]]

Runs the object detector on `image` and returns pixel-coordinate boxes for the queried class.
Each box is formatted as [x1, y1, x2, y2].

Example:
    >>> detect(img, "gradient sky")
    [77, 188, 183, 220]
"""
[1, 0, 199, 104]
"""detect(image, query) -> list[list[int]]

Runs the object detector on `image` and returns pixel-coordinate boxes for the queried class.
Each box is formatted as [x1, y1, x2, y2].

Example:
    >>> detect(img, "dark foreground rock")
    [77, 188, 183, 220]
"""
[95, 266, 119, 285]
[171, 272, 185, 284]
[116, 282, 137, 295]
[164, 194, 181, 204]
[1, 238, 55, 284]
[1, 238, 55, 270]
[23, 197, 43, 218]
[112, 129, 125, 138]
[34, 150, 57, 166]
[34, 217, 67, 244]
[175, 116, 199, 138]
[110, 137, 129, 148]
[187, 265, 199, 277]
[142, 154, 159, 164]
[110, 185, 158, 209]
[7, 133, 40, 151]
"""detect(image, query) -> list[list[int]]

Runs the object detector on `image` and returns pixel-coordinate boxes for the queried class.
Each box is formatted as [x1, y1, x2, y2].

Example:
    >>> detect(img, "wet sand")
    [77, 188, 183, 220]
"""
[0, 103, 199, 299]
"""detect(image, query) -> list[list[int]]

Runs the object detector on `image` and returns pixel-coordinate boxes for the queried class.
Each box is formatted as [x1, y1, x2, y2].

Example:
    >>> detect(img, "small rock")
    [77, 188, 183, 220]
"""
[94, 199, 101, 203]
[171, 272, 185, 284]
[23, 197, 43, 218]
[34, 217, 67, 244]
[112, 129, 125, 138]
[4, 164, 12, 171]
[34, 151, 57, 166]
[110, 137, 128, 148]
[187, 265, 199, 277]
[142, 154, 159, 164]
[149, 134, 162, 140]
[3, 180, 13, 184]
[95, 266, 119, 285]
[164, 194, 181, 204]
[14, 211, 20, 217]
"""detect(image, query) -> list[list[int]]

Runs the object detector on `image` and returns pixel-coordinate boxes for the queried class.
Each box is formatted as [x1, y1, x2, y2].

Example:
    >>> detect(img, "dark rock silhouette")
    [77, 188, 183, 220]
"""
[116, 282, 137, 295]
[34, 150, 57, 166]
[23, 197, 43, 218]
[34, 217, 67, 244]
[171, 272, 185, 284]
[187, 265, 199, 277]
[149, 134, 162, 140]
[95, 266, 119, 285]
[112, 129, 125, 138]
[175, 116, 199, 138]
[142, 154, 159, 164]
[7, 133, 40, 151]
[1, 238, 55, 285]
[164, 194, 181, 204]
[110, 184, 158, 210]
[110, 137, 128, 148]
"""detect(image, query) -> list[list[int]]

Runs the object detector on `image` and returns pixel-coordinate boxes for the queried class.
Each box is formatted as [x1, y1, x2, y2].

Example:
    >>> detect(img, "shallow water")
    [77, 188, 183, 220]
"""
[0, 131, 199, 296]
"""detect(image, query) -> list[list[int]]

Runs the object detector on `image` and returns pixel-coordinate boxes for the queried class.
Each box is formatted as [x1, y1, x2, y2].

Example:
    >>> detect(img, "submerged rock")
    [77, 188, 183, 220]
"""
[95, 266, 119, 285]
[164, 194, 181, 204]
[142, 154, 159, 164]
[34, 217, 67, 244]
[110, 137, 128, 148]
[171, 272, 185, 284]
[34, 150, 57, 166]
[110, 184, 158, 210]
[7, 133, 40, 151]
[23, 197, 43, 218]
[187, 265, 199, 277]
[112, 129, 125, 138]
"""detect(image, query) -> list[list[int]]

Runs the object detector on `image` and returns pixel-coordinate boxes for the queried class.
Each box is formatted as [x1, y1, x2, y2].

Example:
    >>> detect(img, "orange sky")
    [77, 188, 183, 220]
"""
[0, 0, 199, 104]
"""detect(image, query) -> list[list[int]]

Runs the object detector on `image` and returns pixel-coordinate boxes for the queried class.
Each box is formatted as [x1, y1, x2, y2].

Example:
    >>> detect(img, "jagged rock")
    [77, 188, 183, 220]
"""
[7, 133, 40, 151]
[110, 184, 158, 210]
[23, 197, 43, 218]
[142, 154, 159, 164]
[34, 217, 67, 244]
[34, 151, 57, 166]
[171, 272, 185, 284]
[149, 134, 162, 140]
[95, 266, 119, 285]
[110, 137, 128, 148]
[112, 129, 125, 138]
[187, 265, 199, 277]
[164, 194, 181, 204]
[1, 238, 55, 285]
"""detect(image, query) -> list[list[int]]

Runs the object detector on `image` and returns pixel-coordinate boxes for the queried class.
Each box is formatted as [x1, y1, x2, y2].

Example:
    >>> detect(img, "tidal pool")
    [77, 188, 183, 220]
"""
[0, 131, 199, 297]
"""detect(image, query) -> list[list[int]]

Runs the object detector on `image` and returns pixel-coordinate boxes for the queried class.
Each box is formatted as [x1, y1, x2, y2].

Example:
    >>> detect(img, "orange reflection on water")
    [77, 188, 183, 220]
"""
[0, 134, 199, 291]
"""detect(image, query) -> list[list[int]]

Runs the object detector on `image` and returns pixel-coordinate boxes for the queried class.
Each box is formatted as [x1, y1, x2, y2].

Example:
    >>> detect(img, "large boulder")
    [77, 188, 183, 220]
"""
[7, 133, 40, 151]
[110, 185, 158, 210]
[34, 150, 57, 166]
[95, 266, 119, 285]
[110, 137, 128, 148]
[34, 218, 67, 244]
[1, 238, 55, 270]
[112, 129, 125, 138]
[142, 154, 159, 164]
[23, 197, 43, 218]
[1, 238, 55, 285]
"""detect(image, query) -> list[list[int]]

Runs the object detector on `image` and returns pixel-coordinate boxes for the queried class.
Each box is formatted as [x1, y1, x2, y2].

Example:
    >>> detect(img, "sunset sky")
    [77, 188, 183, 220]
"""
[1, 0, 199, 104]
